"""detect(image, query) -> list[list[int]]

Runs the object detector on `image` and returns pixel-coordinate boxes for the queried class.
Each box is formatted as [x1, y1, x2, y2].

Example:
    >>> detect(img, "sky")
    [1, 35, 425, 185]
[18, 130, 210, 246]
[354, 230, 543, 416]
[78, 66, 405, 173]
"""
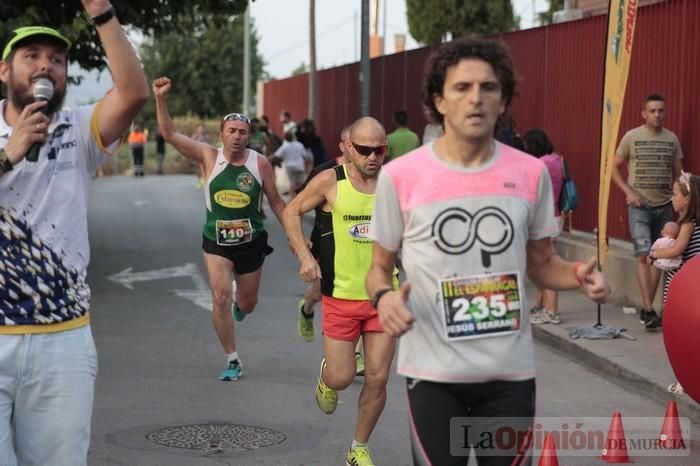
[65, 0, 550, 107]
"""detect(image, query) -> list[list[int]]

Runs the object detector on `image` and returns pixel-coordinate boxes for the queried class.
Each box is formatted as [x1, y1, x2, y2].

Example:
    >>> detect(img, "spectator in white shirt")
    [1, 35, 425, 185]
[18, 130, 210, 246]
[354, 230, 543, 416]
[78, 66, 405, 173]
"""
[273, 131, 307, 196]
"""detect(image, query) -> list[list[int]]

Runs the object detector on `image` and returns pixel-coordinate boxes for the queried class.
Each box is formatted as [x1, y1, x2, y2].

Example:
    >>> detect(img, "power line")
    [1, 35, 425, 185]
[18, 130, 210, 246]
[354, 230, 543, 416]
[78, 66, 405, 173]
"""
[265, 15, 355, 60]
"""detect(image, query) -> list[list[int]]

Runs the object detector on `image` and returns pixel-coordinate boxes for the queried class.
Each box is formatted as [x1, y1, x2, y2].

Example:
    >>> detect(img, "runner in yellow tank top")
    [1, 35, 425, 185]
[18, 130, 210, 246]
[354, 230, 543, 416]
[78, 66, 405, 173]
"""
[283, 117, 397, 466]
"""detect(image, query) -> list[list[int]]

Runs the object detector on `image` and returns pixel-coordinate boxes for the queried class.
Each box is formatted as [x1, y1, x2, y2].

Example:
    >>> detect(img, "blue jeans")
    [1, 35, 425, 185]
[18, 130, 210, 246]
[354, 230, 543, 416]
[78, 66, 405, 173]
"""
[628, 203, 673, 257]
[0, 325, 98, 466]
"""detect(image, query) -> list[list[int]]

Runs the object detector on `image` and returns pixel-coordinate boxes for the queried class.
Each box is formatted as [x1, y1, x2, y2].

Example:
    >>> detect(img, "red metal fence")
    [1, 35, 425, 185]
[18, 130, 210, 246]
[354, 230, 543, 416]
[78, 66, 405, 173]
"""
[263, 0, 699, 241]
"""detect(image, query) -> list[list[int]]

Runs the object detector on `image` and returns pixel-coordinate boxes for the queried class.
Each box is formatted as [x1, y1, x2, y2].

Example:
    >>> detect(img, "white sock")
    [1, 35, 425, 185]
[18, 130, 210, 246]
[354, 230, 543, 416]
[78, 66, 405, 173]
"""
[351, 439, 367, 449]
[227, 351, 239, 363]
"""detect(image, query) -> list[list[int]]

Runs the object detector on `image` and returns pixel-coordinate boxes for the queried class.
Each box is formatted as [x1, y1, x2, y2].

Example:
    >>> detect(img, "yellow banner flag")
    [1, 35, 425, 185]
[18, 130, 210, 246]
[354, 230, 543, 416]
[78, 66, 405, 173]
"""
[598, 0, 639, 266]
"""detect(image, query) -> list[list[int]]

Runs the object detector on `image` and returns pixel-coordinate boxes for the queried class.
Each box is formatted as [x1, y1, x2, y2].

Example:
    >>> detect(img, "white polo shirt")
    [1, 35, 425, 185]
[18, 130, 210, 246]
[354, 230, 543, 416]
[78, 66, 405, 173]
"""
[0, 100, 112, 333]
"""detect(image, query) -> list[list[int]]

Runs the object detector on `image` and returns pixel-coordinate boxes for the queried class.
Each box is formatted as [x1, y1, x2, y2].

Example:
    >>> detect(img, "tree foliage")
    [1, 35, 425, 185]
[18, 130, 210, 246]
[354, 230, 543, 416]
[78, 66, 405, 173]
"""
[138, 15, 265, 124]
[406, 0, 519, 45]
[0, 0, 251, 72]
[539, 0, 565, 26]
[292, 62, 309, 76]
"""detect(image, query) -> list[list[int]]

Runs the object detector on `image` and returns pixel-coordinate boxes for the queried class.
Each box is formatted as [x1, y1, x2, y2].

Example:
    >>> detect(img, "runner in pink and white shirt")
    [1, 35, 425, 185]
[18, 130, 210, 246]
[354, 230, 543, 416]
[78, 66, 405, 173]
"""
[366, 37, 609, 466]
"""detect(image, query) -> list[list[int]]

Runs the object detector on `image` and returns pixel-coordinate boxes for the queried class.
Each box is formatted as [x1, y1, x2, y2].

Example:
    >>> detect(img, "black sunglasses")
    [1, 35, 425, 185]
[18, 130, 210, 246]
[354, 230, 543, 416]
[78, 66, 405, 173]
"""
[222, 113, 251, 125]
[351, 141, 388, 157]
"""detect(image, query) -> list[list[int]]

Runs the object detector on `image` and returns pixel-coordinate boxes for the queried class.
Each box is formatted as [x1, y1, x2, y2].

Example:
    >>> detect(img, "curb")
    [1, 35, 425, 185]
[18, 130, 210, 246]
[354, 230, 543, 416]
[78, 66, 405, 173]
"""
[532, 326, 700, 424]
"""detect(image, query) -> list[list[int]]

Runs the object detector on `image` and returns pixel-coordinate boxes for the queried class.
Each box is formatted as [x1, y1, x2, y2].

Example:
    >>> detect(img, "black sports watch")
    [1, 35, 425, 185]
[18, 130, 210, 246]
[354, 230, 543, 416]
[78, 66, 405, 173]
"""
[372, 288, 393, 309]
[90, 6, 116, 26]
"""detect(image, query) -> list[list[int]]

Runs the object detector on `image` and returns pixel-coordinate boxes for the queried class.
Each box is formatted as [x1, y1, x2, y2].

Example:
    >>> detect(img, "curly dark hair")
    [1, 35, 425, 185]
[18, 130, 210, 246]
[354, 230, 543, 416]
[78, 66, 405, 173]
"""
[522, 129, 554, 158]
[422, 37, 516, 127]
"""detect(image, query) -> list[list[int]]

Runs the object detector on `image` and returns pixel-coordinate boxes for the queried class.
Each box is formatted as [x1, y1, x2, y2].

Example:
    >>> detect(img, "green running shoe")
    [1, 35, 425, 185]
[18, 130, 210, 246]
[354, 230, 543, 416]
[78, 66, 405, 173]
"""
[346, 444, 376, 466]
[232, 280, 246, 322]
[315, 359, 337, 414]
[298, 299, 315, 342]
[355, 352, 365, 376]
[233, 304, 247, 322]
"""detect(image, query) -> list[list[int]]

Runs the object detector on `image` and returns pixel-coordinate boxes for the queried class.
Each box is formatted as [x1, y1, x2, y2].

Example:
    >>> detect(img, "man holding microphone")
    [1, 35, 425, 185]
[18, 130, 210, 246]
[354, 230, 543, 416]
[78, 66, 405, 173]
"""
[0, 1, 149, 464]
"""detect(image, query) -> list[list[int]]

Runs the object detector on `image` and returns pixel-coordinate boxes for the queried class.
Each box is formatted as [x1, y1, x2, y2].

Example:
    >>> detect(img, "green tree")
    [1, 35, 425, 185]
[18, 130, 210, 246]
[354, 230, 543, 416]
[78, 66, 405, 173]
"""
[0, 0, 251, 73]
[406, 0, 519, 45]
[539, 0, 565, 26]
[138, 15, 266, 124]
[292, 62, 309, 76]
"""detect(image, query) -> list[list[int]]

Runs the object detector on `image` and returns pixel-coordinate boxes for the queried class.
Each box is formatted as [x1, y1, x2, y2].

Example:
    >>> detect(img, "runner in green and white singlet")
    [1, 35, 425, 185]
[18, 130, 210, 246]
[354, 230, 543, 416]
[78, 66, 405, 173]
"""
[203, 148, 265, 247]
[153, 76, 286, 382]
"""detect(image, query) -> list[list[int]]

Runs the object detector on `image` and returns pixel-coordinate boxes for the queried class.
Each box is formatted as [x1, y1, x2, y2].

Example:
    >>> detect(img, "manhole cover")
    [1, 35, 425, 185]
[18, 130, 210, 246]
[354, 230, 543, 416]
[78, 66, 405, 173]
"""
[146, 423, 286, 452]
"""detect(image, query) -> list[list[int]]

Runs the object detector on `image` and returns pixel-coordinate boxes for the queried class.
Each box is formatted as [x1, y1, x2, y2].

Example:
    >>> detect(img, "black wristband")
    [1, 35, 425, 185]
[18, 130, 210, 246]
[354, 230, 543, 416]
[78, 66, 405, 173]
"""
[90, 6, 116, 26]
[372, 287, 393, 309]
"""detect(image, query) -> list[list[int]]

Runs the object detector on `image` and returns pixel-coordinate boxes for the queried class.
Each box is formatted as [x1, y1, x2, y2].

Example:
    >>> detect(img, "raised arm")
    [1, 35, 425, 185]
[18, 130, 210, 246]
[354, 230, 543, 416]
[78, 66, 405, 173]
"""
[84, 0, 149, 147]
[152, 77, 213, 165]
[282, 169, 335, 281]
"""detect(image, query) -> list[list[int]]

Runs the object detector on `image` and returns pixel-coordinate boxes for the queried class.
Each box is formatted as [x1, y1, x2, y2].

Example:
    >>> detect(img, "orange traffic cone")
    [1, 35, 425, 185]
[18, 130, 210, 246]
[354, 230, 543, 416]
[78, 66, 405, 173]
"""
[600, 411, 632, 463]
[659, 400, 686, 449]
[537, 433, 560, 466]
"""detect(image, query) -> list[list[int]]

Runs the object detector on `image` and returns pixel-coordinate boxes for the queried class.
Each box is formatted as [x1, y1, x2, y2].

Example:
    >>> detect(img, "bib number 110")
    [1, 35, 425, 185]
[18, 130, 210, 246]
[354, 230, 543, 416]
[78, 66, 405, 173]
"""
[452, 294, 507, 321]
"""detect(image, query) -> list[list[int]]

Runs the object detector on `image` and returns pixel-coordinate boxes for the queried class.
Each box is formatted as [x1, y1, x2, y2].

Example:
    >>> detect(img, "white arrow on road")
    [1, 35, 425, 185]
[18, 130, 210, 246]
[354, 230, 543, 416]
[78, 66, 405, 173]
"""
[171, 290, 212, 311]
[108, 262, 213, 311]
[171, 265, 212, 311]
[108, 263, 200, 290]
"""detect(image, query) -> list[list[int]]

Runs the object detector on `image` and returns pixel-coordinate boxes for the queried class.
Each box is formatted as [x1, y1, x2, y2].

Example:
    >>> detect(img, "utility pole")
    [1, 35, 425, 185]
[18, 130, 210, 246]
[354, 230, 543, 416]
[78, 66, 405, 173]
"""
[309, 0, 317, 120]
[242, 0, 251, 114]
[382, 0, 387, 55]
[359, 0, 370, 117]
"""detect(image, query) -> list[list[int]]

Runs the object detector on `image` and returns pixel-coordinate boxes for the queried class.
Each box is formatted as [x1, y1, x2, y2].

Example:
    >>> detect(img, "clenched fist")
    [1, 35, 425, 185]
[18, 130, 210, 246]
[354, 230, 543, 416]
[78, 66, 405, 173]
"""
[152, 77, 172, 98]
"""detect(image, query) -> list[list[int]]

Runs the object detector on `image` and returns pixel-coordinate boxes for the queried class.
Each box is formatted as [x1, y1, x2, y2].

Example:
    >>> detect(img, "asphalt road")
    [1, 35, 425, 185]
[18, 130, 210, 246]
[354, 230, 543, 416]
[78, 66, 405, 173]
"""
[85, 175, 697, 466]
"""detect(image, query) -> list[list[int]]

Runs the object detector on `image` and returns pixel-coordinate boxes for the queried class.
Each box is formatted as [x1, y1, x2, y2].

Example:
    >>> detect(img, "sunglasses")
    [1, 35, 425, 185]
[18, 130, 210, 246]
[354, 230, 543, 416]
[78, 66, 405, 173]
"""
[222, 113, 251, 125]
[351, 141, 388, 157]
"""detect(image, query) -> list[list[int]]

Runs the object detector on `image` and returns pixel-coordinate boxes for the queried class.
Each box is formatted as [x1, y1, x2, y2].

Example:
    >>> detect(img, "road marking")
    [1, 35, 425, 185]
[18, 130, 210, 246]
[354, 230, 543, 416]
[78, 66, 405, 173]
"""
[171, 289, 212, 311]
[108, 263, 199, 290]
[108, 263, 213, 311]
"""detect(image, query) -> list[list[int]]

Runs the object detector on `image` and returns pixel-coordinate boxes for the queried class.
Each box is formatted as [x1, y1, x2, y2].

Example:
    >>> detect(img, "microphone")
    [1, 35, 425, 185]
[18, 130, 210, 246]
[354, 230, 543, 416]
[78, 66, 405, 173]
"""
[25, 78, 54, 163]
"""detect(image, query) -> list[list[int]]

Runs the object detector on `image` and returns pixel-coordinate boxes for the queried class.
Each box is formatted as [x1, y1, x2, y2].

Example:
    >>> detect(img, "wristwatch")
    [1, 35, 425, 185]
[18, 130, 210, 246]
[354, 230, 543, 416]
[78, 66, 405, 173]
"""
[371, 288, 393, 309]
[90, 6, 116, 26]
[0, 148, 13, 173]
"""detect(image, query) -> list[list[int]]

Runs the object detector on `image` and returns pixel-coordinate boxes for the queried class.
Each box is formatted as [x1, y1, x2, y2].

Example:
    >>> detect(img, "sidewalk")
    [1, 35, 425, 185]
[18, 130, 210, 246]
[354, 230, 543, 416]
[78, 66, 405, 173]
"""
[527, 283, 700, 423]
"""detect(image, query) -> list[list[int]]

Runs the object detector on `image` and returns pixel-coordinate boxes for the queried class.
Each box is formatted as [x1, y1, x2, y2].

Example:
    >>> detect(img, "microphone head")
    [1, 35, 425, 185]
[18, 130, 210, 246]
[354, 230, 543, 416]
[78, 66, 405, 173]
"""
[33, 78, 54, 102]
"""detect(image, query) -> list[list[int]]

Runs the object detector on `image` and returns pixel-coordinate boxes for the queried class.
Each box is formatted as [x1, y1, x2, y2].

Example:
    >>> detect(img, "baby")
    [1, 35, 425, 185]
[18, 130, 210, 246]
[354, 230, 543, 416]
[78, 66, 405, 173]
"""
[650, 221, 683, 271]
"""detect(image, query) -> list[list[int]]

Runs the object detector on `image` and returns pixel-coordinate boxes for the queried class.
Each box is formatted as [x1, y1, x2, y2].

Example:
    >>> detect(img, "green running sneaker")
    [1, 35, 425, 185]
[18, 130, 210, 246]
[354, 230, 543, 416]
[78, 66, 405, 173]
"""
[346, 444, 375, 466]
[355, 352, 365, 376]
[218, 360, 242, 381]
[298, 299, 315, 342]
[315, 359, 338, 414]
[233, 304, 247, 322]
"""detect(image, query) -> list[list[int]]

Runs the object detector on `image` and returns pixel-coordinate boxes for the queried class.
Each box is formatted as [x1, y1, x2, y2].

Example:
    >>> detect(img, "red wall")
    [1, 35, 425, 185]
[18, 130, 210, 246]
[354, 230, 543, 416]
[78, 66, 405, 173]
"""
[263, 0, 699, 241]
